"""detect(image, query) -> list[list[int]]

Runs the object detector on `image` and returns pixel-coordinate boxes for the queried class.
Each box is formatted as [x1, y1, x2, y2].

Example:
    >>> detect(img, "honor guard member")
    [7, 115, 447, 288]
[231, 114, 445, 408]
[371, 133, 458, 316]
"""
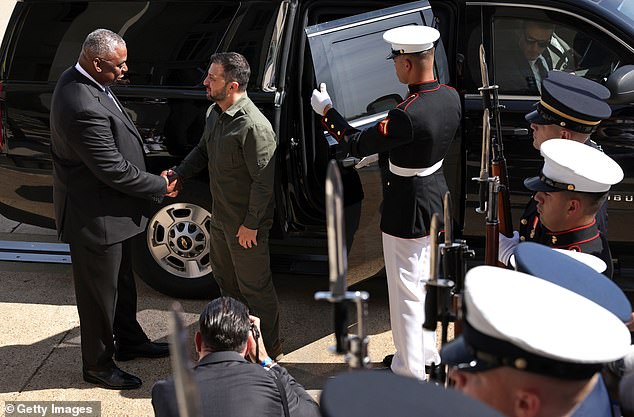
[512, 242, 633, 417]
[498, 139, 623, 278]
[319, 371, 506, 417]
[310, 25, 461, 380]
[504, 71, 612, 255]
[442, 264, 631, 417]
[620, 373, 634, 417]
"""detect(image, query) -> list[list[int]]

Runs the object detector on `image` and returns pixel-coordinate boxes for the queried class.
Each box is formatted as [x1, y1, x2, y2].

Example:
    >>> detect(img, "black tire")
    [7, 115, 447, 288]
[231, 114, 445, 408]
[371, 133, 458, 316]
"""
[132, 202, 219, 299]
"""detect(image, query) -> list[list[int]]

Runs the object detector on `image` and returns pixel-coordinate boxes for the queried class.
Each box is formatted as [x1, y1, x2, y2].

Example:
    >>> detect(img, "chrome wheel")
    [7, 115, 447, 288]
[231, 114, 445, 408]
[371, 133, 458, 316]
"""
[146, 203, 212, 278]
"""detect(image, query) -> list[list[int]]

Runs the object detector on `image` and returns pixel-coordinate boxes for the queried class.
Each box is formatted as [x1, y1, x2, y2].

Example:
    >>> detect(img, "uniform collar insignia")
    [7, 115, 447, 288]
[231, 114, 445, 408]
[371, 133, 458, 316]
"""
[544, 220, 600, 248]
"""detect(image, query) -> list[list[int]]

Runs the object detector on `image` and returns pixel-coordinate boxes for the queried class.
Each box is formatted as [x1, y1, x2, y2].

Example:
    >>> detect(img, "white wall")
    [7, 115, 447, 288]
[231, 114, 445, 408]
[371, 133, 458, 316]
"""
[0, 0, 18, 46]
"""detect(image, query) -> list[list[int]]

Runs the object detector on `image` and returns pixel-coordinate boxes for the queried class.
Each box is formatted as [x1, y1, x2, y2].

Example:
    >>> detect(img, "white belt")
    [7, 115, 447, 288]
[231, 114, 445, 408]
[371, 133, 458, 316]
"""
[389, 159, 443, 177]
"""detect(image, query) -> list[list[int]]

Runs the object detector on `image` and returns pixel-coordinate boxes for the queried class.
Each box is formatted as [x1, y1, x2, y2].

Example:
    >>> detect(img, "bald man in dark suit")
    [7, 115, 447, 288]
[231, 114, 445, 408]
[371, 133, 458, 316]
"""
[50, 28, 178, 389]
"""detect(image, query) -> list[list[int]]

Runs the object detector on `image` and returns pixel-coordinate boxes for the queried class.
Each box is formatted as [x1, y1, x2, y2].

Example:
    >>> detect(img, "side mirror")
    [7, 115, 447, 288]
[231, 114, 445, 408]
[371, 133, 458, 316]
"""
[606, 65, 634, 105]
[366, 94, 403, 114]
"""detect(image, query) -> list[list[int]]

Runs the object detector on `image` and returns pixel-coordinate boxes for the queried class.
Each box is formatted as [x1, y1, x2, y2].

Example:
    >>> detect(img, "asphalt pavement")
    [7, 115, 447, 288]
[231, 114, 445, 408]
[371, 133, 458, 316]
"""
[0, 215, 398, 416]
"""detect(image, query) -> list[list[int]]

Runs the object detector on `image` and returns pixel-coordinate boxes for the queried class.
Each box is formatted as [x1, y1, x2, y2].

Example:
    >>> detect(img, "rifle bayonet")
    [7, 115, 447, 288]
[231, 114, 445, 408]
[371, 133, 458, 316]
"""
[168, 302, 202, 417]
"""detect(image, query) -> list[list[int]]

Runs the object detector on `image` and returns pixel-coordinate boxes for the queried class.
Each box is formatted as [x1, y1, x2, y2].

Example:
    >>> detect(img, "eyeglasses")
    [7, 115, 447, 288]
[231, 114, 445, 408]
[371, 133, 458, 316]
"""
[523, 34, 551, 49]
[99, 58, 127, 70]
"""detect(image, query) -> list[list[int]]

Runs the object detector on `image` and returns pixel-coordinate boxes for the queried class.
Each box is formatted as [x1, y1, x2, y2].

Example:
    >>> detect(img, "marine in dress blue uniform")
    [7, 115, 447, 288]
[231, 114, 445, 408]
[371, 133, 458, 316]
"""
[319, 371, 505, 417]
[513, 242, 633, 417]
[522, 139, 622, 277]
[311, 25, 461, 379]
[518, 71, 612, 248]
[442, 261, 631, 417]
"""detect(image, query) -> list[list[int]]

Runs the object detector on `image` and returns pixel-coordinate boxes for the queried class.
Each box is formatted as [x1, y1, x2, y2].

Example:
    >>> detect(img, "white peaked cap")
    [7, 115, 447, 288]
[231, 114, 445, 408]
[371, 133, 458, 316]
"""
[465, 266, 631, 364]
[527, 139, 624, 193]
[383, 25, 440, 57]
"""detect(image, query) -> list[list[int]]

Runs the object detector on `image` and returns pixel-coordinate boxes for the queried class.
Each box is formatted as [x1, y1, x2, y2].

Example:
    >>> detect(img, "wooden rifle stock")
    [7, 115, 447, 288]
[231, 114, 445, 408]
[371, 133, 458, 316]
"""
[479, 44, 513, 260]
[489, 86, 513, 238]
[491, 161, 513, 238]
[485, 218, 500, 266]
[484, 177, 501, 266]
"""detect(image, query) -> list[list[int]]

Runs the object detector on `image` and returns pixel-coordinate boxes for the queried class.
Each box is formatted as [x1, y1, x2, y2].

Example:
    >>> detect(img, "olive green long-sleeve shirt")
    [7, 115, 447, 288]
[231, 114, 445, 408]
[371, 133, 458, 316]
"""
[176, 94, 277, 231]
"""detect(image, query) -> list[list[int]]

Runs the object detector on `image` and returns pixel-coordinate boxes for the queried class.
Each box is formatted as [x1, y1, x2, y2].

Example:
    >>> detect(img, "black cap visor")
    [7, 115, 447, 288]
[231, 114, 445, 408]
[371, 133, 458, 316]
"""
[386, 48, 429, 60]
[440, 336, 501, 373]
[386, 49, 404, 60]
[525, 109, 550, 125]
[524, 175, 560, 192]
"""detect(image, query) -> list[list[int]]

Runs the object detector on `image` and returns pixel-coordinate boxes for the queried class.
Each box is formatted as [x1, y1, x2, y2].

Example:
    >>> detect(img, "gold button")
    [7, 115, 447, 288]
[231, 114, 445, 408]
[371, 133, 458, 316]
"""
[331, 124, 334, 129]
[520, 236, 526, 241]
[337, 131, 341, 135]
[324, 118, 328, 122]
[514, 358, 528, 369]
[520, 219, 527, 225]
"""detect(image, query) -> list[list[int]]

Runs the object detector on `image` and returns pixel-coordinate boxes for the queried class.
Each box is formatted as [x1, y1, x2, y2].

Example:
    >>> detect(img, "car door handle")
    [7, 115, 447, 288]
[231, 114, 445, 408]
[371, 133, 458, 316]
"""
[142, 98, 168, 104]
[501, 127, 529, 136]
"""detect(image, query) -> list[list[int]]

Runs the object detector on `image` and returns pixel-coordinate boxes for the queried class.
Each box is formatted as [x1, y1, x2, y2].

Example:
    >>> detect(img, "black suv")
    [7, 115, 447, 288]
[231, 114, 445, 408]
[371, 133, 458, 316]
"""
[2, 0, 634, 298]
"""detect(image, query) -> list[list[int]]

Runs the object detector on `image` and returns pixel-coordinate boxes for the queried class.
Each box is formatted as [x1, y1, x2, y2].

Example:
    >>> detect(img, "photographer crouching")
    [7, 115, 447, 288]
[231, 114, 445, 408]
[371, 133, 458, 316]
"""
[152, 297, 320, 417]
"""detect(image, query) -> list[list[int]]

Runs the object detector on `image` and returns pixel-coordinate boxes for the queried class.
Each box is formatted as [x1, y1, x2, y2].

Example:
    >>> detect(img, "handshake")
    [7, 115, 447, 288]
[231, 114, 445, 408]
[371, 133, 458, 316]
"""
[160, 168, 183, 198]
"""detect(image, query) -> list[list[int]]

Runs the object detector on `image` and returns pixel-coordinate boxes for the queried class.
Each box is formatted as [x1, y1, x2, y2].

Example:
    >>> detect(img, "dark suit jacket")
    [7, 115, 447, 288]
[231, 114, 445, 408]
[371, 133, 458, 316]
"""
[151, 351, 320, 417]
[494, 46, 542, 95]
[50, 66, 165, 245]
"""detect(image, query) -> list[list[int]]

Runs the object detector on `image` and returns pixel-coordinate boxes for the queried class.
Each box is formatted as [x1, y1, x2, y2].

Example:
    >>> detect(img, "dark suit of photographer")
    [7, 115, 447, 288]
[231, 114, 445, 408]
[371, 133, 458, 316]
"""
[151, 297, 319, 417]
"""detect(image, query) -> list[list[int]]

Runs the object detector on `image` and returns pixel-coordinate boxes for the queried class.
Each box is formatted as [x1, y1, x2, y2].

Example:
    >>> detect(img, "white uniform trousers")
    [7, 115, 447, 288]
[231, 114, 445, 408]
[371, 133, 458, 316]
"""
[382, 232, 440, 380]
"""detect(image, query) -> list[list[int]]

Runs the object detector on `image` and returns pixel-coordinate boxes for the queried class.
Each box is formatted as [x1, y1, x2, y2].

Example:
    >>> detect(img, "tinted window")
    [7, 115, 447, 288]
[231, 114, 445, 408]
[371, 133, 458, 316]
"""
[9, 1, 239, 86]
[597, 0, 634, 28]
[223, 3, 279, 90]
[490, 9, 632, 95]
[306, 2, 441, 122]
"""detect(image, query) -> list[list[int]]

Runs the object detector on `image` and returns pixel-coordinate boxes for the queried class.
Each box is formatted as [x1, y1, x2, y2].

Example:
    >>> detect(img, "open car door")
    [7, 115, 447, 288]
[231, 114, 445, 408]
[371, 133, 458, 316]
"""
[303, 1, 452, 286]
[305, 1, 449, 135]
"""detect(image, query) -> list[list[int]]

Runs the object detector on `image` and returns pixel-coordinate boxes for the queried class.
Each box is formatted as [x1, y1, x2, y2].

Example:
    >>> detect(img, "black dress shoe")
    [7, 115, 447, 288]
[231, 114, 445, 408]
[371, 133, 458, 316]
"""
[83, 367, 142, 390]
[382, 354, 435, 375]
[115, 341, 170, 361]
[382, 354, 394, 367]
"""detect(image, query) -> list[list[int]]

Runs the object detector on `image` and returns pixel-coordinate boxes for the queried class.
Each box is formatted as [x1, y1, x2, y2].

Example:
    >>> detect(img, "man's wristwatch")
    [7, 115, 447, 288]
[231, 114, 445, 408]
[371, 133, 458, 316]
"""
[260, 356, 277, 369]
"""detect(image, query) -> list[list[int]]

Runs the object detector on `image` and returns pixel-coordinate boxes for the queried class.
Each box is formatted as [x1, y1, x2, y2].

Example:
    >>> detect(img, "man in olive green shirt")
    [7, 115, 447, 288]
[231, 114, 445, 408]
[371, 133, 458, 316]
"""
[172, 52, 281, 358]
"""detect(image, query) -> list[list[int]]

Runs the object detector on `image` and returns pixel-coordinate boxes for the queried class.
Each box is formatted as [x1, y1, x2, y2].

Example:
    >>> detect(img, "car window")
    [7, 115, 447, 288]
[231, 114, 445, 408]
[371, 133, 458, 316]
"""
[490, 9, 632, 95]
[222, 3, 280, 91]
[8, 1, 240, 86]
[305, 1, 443, 123]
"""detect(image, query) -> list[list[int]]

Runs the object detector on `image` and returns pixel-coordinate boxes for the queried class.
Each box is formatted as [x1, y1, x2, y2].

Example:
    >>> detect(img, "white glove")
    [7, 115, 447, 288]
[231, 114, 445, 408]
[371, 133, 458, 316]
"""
[310, 83, 332, 116]
[498, 231, 520, 265]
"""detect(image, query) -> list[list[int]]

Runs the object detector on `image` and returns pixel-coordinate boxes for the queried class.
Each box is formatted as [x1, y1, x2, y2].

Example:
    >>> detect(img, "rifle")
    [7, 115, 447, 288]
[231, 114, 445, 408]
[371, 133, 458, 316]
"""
[475, 44, 513, 265]
[168, 302, 202, 417]
[439, 192, 472, 337]
[315, 160, 370, 369]
[485, 177, 502, 266]
[479, 44, 513, 236]
[424, 193, 473, 383]
[423, 213, 453, 383]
